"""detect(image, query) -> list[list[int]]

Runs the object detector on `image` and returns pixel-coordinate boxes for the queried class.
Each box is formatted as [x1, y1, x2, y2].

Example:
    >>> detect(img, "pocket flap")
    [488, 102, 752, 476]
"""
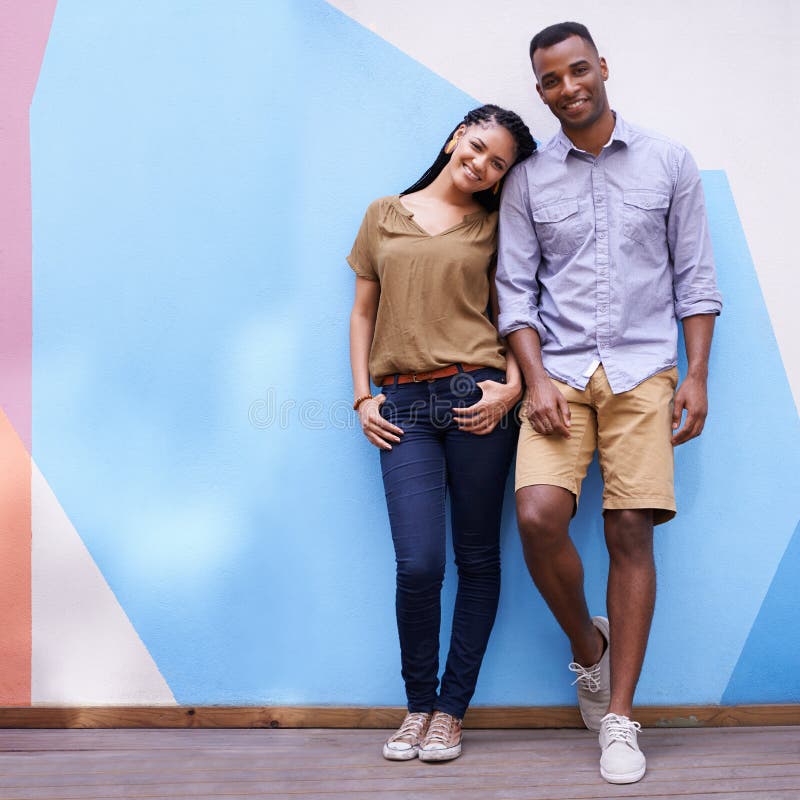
[532, 198, 579, 223]
[623, 190, 670, 210]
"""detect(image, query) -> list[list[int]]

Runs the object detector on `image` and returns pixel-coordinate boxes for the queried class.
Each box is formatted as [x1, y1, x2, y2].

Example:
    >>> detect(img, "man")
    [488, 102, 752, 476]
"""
[496, 22, 721, 784]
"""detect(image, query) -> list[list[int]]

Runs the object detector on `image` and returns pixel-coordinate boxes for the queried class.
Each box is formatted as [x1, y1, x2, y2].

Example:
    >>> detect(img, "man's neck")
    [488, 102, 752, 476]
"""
[562, 109, 616, 157]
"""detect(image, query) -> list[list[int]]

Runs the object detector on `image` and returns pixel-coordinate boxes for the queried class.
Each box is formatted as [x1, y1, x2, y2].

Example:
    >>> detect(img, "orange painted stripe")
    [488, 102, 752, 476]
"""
[0, 410, 31, 704]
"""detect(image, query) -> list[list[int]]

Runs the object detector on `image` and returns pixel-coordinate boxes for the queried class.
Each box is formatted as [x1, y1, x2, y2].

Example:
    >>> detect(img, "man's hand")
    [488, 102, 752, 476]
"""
[672, 375, 708, 445]
[525, 378, 571, 438]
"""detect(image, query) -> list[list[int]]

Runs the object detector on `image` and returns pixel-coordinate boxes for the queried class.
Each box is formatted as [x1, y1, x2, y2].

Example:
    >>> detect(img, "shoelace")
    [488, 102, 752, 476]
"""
[603, 713, 642, 745]
[389, 712, 430, 743]
[568, 660, 602, 692]
[424, 712, 459, 745]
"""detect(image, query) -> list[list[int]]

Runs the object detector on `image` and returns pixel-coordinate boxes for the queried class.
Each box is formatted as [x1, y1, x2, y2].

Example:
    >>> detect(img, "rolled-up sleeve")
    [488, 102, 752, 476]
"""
[496, 163, 548, 340]
[668, 149, 723, 319]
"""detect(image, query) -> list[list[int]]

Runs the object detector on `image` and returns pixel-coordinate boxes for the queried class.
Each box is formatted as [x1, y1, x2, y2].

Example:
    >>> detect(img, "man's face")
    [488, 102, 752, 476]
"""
[532, 35, 609, 132]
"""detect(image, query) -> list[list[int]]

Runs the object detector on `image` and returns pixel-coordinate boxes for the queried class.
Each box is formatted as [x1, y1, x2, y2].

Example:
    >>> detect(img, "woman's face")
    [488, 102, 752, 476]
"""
[448, 123, 516, 194]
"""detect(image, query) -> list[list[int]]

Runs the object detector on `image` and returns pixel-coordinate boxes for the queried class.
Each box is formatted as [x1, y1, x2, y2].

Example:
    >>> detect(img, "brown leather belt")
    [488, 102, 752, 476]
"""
[381, 364, 485, 386]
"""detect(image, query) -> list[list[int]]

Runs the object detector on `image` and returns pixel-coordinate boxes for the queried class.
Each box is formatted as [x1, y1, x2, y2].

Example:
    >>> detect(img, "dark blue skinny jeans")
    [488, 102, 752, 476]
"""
[379, 367, 517, 719]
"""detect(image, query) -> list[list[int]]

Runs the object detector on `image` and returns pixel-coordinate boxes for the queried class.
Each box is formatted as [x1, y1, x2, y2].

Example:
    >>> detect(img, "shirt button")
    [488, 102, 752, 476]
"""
[599, 305, 607, 313]
[598, 232, 606, 239]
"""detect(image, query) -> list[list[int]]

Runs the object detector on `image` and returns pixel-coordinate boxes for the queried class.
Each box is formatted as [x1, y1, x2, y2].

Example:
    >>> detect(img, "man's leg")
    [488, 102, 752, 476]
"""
[593, 366, 677, 784]
[603, 509, 655, 718]
[596, 366, 677, 716]
[517, 485, 603, 667]
[515, 378, 610, 729]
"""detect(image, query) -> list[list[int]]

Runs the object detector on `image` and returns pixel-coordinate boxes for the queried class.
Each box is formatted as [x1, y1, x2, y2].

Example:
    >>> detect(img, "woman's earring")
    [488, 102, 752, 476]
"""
[444, 136, 458, 155]
[492, 181, 501, 195]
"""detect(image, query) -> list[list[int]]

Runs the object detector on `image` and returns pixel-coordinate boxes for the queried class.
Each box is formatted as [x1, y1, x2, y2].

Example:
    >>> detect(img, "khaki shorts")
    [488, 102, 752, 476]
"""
[515, 365, 678, 525]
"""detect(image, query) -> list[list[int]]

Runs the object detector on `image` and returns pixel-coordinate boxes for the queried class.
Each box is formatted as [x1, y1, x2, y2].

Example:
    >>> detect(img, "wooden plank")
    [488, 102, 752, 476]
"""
[1, 727, 799, 762]
[2, 774, 800, 800]
[0, 727, 797, 800]
[0, 704, 798, 729]
[1, 760, 799, 789]
[0, 727, 797, 763]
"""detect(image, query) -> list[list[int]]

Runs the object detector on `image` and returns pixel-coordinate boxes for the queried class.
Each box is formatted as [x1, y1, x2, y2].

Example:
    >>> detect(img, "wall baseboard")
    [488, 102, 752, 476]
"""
[0, 705, 797, 729]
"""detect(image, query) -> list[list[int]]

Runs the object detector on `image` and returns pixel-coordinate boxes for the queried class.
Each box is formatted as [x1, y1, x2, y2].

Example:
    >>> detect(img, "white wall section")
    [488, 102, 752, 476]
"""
[31, 463, 176, 705]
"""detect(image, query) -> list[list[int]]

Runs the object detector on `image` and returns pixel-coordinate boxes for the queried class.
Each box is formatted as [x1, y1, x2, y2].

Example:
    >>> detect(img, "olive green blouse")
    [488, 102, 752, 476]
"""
[347, 195, 507, 384]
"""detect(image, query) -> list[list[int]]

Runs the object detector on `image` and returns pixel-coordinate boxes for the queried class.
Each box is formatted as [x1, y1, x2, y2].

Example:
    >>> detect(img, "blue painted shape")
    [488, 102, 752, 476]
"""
[632, 172, 800, 703]
[722, 520, 800, 703]
[31, 1, 800, 706]
[32, 0, 487, 704]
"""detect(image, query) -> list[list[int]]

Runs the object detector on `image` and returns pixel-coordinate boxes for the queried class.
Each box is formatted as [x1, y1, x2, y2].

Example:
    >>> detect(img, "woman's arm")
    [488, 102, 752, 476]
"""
[349, 277, 404, 450]
[349, 277, 379, 403]
[489, 267, 523, 394]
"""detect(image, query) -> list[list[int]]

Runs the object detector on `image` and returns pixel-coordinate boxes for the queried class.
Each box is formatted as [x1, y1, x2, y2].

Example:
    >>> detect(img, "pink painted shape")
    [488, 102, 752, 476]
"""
[0, 0, 58, 706]
[0, 0, 59, 451]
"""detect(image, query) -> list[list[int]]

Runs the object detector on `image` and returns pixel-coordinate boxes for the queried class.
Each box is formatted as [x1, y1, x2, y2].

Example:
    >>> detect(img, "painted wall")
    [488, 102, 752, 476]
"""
[0, 0, 797, 708]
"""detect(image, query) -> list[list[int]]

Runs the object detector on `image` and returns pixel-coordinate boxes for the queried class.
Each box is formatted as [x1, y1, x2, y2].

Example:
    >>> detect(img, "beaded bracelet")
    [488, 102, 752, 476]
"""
[353, 394, 373, 411]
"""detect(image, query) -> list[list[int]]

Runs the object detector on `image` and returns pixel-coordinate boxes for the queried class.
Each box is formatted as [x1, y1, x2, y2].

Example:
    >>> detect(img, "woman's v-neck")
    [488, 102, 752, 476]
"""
[392, 195, 486, 238]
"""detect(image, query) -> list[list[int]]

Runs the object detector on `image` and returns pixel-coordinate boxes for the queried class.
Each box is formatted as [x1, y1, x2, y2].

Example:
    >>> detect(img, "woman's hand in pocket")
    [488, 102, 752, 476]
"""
[452, 380, 522, 435]
[358, 394, 404, 450]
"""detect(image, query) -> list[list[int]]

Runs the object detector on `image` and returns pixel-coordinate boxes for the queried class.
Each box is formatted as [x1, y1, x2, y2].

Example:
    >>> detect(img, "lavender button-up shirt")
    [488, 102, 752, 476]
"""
[496, 115, 722, 394]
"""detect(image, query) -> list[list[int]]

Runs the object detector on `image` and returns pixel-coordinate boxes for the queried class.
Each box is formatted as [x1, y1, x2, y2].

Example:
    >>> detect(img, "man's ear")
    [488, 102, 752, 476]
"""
[599, 56, 609, 82]
[535, 83, 545, 103]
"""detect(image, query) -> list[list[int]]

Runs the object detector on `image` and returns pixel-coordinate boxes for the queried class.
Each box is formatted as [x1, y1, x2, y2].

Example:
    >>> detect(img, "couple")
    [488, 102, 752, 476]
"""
[347, 21, 721, 785]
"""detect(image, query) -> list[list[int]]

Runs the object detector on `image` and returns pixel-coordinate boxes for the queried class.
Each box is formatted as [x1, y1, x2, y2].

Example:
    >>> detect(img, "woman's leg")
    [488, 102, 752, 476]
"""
[436, 414, 517, 718]
[380, 386, 447, 713]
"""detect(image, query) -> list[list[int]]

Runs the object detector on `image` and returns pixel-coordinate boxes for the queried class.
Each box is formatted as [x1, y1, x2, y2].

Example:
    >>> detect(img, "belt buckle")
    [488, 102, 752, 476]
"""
[412, 370, 433, 383]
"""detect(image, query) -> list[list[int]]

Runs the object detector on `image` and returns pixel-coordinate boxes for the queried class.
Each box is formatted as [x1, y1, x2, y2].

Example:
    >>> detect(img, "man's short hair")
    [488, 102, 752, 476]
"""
[529, 22, 597, 62]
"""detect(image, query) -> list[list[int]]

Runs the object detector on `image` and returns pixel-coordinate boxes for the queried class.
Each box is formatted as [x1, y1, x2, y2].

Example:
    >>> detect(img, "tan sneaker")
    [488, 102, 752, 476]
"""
[599, 712, 646, 784]
[382, 712, 431, 760]
[418, 711, 462, 762]
[568, 615, 610, 731]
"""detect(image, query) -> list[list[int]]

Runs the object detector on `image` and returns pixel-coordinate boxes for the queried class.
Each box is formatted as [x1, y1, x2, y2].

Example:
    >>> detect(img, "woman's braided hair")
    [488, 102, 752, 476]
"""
[401, 104, 537, 211]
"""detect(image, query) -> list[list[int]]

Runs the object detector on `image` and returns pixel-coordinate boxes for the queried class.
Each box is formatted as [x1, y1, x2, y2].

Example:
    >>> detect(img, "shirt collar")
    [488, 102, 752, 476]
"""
[549, 111, 630, 162]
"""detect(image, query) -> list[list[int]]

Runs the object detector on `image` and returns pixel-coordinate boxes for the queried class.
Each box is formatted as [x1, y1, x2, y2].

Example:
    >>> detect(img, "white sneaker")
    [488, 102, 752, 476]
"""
[568, 615, 610, 731]
[382, 712, 431, 760]
[599, 712, 646, 784]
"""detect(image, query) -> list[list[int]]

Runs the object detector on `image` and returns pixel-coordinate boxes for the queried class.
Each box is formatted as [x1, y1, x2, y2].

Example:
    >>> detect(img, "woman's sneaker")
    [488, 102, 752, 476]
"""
[418, 711, 463, 762]
[382, 712, 431, 761]
[599, 712, 646, 784]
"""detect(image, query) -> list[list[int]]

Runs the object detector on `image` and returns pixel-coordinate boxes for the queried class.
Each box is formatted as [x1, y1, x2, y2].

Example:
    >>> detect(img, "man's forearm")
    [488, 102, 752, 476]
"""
[508, 327, 550, 386]
[681, 314, 716, 379]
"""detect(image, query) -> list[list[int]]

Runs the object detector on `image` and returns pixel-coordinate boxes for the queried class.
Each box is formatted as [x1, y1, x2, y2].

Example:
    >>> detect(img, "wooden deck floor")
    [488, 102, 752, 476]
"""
[0, 726, 798, 799]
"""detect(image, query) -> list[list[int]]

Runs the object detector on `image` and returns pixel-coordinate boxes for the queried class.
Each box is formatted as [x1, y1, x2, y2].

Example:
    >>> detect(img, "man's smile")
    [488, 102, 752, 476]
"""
[563, 97, 589, 112]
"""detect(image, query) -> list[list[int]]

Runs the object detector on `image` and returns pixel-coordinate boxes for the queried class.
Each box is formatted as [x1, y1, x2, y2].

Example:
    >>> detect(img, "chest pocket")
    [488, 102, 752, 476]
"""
[622, 190, 670, 245]
[532, 198, 589, 256]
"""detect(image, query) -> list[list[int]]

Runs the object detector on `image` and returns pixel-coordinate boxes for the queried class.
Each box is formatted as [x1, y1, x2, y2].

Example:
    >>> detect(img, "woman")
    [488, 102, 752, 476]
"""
[348, 105, 536, 762]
